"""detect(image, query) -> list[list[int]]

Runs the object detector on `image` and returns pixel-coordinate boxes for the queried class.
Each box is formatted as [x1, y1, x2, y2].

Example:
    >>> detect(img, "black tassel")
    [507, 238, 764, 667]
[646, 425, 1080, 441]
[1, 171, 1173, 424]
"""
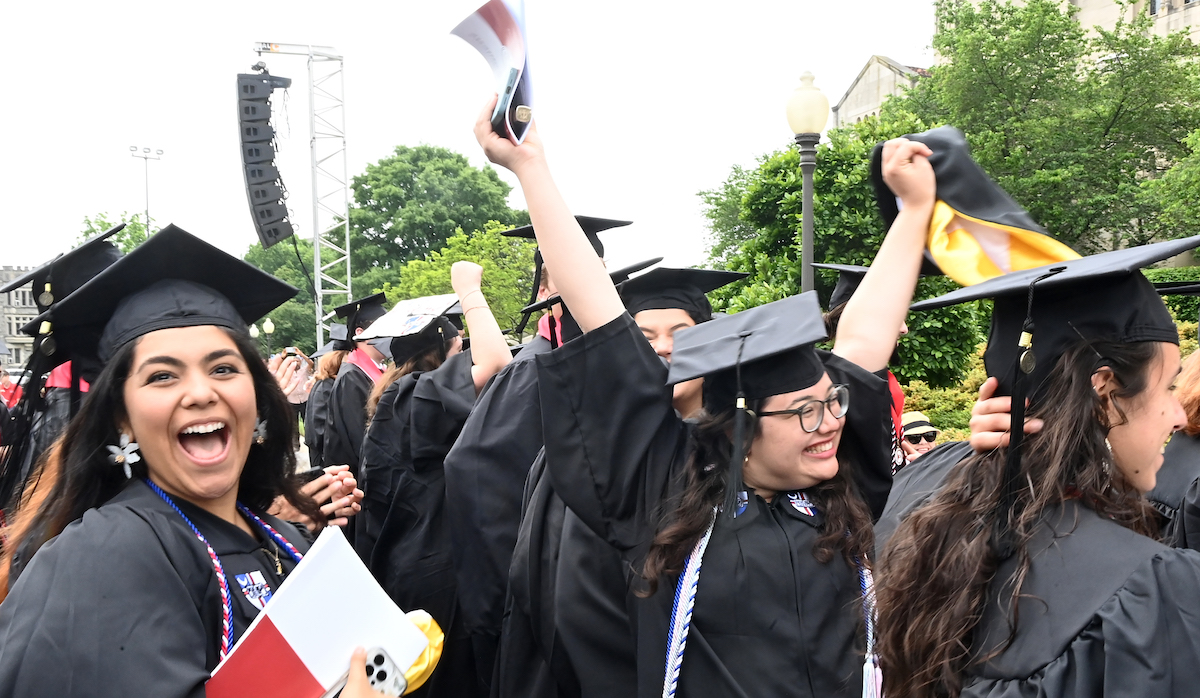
[723, 336, 750, 518]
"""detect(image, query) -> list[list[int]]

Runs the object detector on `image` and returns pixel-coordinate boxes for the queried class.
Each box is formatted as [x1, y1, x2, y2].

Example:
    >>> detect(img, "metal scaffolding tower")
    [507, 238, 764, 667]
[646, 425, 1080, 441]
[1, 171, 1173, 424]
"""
[254, 42, 352, 348]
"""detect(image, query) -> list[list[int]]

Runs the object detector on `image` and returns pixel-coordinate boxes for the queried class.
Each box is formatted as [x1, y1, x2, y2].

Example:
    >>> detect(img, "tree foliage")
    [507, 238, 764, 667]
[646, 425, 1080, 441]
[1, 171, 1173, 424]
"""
[243, 238, 319, 356]
[703, 114, 984, 388]
[889, 0, 1200, 252]
[347, 145, 529, 276]
[382, 221, 536, 332]
[78, 212, 152, 253]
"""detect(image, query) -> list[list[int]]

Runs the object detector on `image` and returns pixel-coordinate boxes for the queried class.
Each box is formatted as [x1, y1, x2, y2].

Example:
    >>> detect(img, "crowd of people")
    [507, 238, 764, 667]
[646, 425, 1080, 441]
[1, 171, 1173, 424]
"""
[0, 97, 1198, 698]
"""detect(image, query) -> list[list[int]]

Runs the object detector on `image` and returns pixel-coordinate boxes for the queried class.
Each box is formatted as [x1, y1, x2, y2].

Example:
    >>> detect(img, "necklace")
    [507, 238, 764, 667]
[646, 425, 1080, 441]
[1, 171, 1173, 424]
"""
[144, 479, 304, 660]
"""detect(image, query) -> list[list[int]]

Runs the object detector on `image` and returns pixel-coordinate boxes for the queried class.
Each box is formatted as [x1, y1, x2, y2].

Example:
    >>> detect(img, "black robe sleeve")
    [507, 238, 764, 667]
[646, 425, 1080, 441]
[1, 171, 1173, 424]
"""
[0, 506, 211, 698]
[304, 378, 334, 467]
[873, 440, 975, 557]
[441, 337, 552, 654]
[537, 313, 687, 550]
[323, 365, 373, 471]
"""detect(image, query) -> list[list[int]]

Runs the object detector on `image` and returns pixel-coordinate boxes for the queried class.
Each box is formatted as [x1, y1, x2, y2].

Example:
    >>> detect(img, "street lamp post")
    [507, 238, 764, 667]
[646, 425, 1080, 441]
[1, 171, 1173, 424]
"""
[249, 323, 261, 356]
[786, 72, 830, 294]
[263, 317, 276, 356]
[129, 146, 164, 235]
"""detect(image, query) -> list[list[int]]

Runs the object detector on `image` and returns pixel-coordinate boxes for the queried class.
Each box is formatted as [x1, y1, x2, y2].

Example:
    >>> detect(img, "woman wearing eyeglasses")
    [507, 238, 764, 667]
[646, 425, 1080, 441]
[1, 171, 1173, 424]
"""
[473, 98, 933, 697]
[900, 411, 940, 462]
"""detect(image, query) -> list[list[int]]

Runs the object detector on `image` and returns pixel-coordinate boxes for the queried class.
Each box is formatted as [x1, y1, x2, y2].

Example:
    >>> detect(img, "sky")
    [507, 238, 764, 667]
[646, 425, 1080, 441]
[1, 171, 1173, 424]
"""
[1, 0, 935, 274]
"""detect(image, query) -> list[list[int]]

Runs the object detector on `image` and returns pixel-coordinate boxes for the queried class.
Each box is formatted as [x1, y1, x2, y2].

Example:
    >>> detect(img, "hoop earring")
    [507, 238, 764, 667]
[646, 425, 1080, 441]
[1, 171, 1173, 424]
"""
[107, 433, 141, 479]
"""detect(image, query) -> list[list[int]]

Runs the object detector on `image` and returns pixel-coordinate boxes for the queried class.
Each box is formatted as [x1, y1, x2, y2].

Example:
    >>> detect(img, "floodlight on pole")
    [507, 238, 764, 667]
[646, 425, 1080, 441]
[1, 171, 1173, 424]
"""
[130, 145, 164, 238]
[786, 72, 829, 294]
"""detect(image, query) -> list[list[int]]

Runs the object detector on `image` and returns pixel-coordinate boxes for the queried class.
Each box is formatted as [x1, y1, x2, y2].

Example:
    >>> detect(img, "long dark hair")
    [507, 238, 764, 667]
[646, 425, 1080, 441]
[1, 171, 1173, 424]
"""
[875, 340, 1162, 698]
[11, 328, 323, 582]
[639, 398, 875, 596]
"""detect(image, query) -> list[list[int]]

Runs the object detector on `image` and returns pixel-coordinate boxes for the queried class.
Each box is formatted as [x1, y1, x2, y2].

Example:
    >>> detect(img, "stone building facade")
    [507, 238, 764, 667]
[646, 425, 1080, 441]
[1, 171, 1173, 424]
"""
[1071, 0, 1200, 42]
[830, 56, 929, 130]
[0, 268, 35, 370]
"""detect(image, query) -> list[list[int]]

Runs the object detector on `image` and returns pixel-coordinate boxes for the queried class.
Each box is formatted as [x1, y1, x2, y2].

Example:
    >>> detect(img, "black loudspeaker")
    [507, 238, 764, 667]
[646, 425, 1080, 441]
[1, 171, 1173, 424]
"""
[237, 70, 294, 248]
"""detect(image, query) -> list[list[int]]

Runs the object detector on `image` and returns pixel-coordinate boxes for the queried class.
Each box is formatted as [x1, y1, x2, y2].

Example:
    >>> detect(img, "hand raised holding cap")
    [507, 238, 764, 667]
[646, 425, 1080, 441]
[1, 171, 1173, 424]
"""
[451, 261, 484, 296]
[474, 94, 544, 174]
[881, 137, 935, 211]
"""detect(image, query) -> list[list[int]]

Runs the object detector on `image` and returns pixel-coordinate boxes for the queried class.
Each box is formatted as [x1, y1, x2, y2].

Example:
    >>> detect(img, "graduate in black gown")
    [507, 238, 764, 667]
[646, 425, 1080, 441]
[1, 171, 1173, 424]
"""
[473, 101, 932, 697]
[324, 293, 389, 473]
[0, 225, 124, 517]
[0, 226, 341, 696]
[874, 239, 1200, 695]
[357, 261, 515, 698]
[304, 322, 349, 468]
[440, 215, 632, 692]
[492, 267, 746, 698]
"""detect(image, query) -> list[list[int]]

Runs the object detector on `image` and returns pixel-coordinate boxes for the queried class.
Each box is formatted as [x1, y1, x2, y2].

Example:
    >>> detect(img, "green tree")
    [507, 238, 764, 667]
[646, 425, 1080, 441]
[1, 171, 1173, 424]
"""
[78, 212, 152, 253]
[702, 113, 984, 387]
[382, 221, 537, 332]
[699, 165, 757, 267]
[890, 0, 1200, 252]
[1141, 128, 1200, 241]
[243, 238, 319, 356]
[347, 145, 530, 282]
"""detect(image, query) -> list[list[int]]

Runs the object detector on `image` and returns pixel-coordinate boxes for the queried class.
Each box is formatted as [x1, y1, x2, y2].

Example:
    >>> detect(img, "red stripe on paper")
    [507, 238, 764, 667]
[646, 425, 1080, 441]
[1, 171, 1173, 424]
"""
[206, 615, 326, 698]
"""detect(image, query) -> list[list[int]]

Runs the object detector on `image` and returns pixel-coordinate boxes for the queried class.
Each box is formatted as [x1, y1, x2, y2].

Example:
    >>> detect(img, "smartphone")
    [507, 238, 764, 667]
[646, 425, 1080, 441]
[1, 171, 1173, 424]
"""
[324, 647, 406, 698]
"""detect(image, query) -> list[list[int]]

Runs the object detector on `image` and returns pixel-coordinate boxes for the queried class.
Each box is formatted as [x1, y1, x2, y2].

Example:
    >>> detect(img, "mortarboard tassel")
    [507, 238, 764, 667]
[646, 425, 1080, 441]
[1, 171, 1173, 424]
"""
[991, 268, 1063, 559]
[724, 338, 750, 518]
[513, 253, 544, 337]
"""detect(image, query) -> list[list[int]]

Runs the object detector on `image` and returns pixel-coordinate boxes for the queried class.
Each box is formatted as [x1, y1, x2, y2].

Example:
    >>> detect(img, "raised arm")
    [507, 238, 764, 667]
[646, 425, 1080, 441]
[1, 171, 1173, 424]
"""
[473, 97, 624, 334]
[451, 260, 513, 393]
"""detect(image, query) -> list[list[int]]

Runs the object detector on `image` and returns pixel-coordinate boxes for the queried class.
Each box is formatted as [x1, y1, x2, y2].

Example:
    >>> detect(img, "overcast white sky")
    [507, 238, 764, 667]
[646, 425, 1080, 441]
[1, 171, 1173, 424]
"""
[1, 0, 935, 273]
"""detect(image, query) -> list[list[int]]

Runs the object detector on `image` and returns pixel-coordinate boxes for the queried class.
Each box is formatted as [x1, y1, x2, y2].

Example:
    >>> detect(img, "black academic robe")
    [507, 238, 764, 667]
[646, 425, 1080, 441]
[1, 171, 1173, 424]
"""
[442, 334, 553, 688]
[963, 499, 1200, 696]
[872, 440, 974, 557]
[304, 377, 336, 468]
[493, 451, 640, 698]
[357, 349, 478, 698]
[324, 361, 375, 473]
[0, 479, 309, 698]
[537, 314, 894, 697]
[1150, 431, 1200, 549]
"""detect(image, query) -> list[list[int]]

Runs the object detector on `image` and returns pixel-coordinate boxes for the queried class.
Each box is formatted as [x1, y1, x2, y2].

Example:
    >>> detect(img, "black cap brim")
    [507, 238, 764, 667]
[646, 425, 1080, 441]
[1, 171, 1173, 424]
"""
[520, 257, 663, 314]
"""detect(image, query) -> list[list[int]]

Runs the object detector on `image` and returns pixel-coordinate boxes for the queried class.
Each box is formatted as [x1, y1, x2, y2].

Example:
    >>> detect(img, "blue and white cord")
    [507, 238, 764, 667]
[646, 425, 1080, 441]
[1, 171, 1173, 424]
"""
[662, 508, 716, 698]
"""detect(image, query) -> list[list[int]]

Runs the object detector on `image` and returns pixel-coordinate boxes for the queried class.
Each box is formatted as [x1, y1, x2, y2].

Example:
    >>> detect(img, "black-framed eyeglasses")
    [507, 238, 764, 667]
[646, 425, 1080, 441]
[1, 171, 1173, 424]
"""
[758, 384, 849, 433]
[905, 432, 937, 445]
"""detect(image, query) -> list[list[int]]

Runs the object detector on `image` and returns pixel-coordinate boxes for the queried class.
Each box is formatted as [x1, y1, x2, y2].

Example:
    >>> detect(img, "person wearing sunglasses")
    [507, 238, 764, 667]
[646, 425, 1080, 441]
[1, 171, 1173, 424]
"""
[900, 411, 939, 461]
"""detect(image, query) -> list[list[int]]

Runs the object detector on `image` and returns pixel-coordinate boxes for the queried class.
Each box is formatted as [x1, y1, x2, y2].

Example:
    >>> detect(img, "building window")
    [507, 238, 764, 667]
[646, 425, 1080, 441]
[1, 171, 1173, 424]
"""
[11, 348, 20, 364]
[1150, 0, 1159, 13]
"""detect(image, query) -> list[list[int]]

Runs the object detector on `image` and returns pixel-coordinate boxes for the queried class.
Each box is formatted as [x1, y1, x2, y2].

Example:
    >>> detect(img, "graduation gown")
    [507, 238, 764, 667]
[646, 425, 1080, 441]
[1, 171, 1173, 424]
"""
[1149, 431, 1200, 549]
[324, 361, 375, 472]
[357, 348, 478, 698]
[304, 377, 336, 468]
[963, 499, 1200, 696]
[872, 440, 974, 557]
[537, 314, 894, 697]
[442, 334, 553, 687]
[0, 479, 309, 698]
[494, 451, 638, 698]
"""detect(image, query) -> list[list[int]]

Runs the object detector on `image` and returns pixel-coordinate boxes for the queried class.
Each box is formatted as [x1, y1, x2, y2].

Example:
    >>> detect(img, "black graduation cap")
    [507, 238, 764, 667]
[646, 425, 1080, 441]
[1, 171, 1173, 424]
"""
[520, 257, 663, 348]
[333, 293, 388, 335]
[911, 235, 1200, 556]
[500, 215, 632, 258]
[814, 258, 944, 310]
[312, 323, 348, 359]
[30, 224, 298, 369]
[503, 216, 633, 335]
[668, 292, 829, 517]
[352, 293, 461, 366]
[1, 224, 126, 313]
[870, 126, 1078, 287]
[617, 267, 747, 323]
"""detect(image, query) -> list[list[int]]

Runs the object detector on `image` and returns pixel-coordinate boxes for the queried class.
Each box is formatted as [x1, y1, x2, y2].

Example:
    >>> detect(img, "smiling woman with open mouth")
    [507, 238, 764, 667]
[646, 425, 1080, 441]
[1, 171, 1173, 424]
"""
[0, 226, 402, 698]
